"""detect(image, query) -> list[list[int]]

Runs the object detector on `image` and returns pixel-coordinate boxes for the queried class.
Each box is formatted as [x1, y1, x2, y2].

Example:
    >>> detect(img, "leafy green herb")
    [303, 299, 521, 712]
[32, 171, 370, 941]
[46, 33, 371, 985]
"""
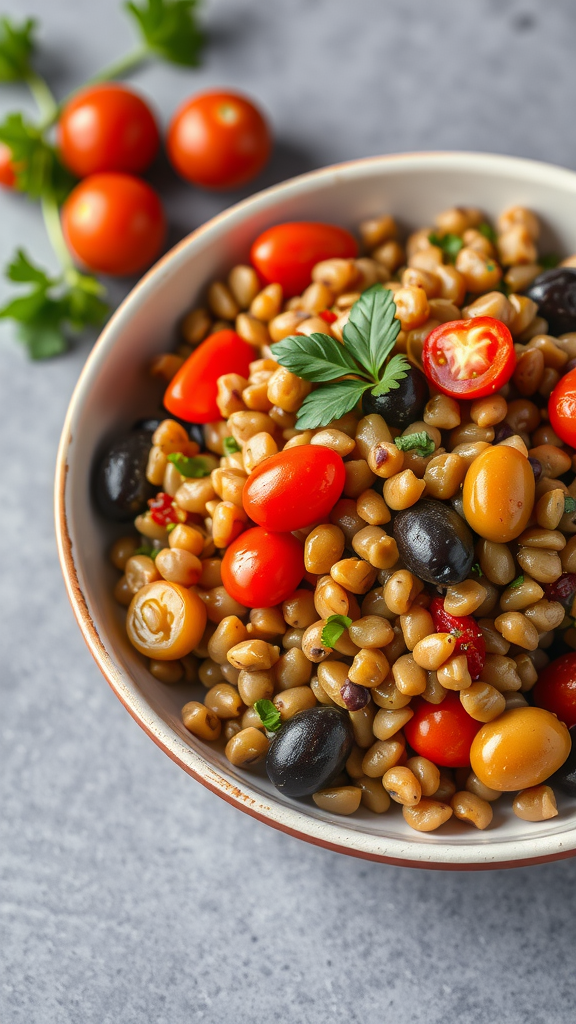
[254, 699, 282, 733]
[165, 522, 177, 533]
[471, 562, 483, 577]
[167, 452, 211, 477]
[134, 545, 159, 559]
[273, 286, 410, 429]
[477, 222, 497, 243]
[126, 0, 204, 66]
[0, 113, 76, 201]
[394, 431, 435, 458]
[0, 249, 108, 358]
[540, 254, 560, 270]
[564, 497, 576, 515]
[223, 436, 241, 456]
[321, 614, 353, 649]
[429, 232, 463, 262]
[0, 16, 36, 81]
[509, 575, 524, 590]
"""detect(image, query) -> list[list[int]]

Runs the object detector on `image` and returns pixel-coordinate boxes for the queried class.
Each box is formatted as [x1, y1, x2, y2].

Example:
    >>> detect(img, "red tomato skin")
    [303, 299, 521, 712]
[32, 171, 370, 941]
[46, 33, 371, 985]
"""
[0, 142, 16, 188]
[549, 367, 576, 447]
[167, 90, 271, 189]
[164, 329, 255, 423]
[221, 527, 305, 608]
[404, 693, 482, 768]
[61, 172, 165, 275]
[58, 84, 159, 178]
[533, 652, 576, 728]
[429, 597, 486, 680]
[422, 317, 516, 399]
[250, 222, 358, 297]
[243, 445, 346, 532]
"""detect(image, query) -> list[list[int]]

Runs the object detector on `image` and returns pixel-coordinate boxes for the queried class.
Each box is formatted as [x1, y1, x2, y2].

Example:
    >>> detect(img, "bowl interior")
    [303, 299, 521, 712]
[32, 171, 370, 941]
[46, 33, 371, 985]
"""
[57, 153, 576, 867]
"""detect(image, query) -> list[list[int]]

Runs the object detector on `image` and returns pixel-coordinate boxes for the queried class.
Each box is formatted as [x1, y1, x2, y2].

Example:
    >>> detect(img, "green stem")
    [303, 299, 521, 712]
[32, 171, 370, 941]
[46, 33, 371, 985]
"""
[26, 71, 59, 124]
[41, 197, 75, 277]
[85, 44, 150, 85]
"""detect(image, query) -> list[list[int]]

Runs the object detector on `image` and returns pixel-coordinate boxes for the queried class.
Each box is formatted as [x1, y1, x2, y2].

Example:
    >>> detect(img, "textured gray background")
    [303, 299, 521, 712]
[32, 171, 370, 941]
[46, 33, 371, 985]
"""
[2, 1, 576, 1022]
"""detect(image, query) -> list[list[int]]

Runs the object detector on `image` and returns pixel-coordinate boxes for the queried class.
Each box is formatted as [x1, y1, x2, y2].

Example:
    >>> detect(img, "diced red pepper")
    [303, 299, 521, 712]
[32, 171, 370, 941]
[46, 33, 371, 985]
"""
[430, 596, 486, 680]
[148, 492, 184, 526]
[318, 309, 338, 324]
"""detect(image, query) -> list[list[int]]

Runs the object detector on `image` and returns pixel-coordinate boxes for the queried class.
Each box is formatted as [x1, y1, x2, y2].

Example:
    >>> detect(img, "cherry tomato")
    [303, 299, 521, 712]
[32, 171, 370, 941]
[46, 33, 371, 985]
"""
[422, 317, 516, 398]
[404, 693, 482, 768]
[250, 222, 358, 297]
[164, 329, 255, 423]
[0, 142, 16, 188]
[221, 527, 305, 608]
[429, 597, 486, 680]
[58, 84, 159, 178]
[548, 366, 576, 447]
[61, 172, 165, 275]
[167, 90, 271, 189]
[533, 652, 576, 728]
[243, 445, 346, 532]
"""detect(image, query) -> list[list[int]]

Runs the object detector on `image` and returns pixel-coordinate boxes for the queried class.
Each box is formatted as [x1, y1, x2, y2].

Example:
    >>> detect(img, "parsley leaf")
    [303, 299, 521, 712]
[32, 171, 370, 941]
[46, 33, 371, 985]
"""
[321, 614, 353, 649]
[540, 254, 560, 270]
[471, 562, 483, 577]
[342, 284, 401, 380]
[0, 113, 75, 201]
[0, 17, 36, 81]
[254, 699, 282, 733]
[134, 545, 160, 559]
[564, 497, 576, 515]
[429, 232, 463, 262]
[272, 331, 363, 382]
[223, 436, 241, 456]
[167, 452, 211, 477]
[394, 431, 435, 457]
[295, 379, 370, 430]
[371, 353, 411, 397]
[509, 575, 524, 590]
[125, 0, 205, 67]
[478, 222, 497, 243]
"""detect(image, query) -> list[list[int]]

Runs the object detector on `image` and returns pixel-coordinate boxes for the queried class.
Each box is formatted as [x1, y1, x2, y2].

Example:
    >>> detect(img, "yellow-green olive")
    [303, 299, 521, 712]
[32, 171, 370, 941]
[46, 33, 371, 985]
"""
[462, 446, 535, 543]
[470, 707, 571, 791]
[126, 581, 207, 660]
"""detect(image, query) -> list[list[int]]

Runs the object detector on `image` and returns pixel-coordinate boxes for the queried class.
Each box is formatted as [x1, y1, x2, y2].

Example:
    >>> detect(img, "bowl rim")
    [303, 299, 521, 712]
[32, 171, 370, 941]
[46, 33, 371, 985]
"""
[55, 150, 576, 870]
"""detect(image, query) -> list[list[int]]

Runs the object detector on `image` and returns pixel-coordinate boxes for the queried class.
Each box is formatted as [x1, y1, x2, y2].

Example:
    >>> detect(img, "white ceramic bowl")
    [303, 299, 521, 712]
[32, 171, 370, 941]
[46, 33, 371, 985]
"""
[56, 152, 576, 870]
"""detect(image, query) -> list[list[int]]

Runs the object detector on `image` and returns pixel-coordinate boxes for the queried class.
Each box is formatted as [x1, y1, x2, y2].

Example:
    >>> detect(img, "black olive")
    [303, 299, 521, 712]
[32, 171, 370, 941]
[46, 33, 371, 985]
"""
[361, 365, 429, 429]
[265, 707, 354, 798]
[524, 267, 576, 335]
[94, 431, 154, 521]
[550, 726, 576, 796]
[132, 417, 161, 434]
[393, 498, 475, 586]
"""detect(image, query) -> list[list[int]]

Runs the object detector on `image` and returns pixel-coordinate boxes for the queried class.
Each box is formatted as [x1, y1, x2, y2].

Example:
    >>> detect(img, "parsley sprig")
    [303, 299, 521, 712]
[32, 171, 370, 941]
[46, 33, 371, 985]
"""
[321, 614, 353, 649]
[272, 286, 410, 429]
[254, 699, 282, 733]
[394, 432, 435, 458]
[428, 232, 463, 262]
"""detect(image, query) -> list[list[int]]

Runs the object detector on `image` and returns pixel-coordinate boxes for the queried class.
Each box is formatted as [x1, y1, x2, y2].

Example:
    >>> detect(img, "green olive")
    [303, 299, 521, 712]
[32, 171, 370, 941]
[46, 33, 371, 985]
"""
[470, 707, 571, 791]
[462, 445, 535, 543]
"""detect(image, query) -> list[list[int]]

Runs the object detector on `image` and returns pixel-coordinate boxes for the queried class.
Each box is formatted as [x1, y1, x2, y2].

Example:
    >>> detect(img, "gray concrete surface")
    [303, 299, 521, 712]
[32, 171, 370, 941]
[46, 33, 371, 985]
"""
[2, 1, 576, 1021]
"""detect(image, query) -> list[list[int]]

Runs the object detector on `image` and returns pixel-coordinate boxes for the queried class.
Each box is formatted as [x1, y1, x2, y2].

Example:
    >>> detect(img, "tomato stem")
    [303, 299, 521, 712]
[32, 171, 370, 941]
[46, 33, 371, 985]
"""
[26, 71, 59, 126]
[41, 196, 74, 275]
[86, 44, 151, 87]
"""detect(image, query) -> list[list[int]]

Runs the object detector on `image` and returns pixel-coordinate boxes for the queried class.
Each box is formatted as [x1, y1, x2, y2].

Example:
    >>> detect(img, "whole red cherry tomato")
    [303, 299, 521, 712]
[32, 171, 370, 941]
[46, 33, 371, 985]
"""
[422, 317, 516, 398]
[404, 693, 482, 768]
[250, 222, 358, 297]
[221, 527, 305, 608]
[164, 329, 255, 423]
[548, 366, 576, 447]
[0, 142, 16, 188]
[243, 445, 346, 532]
[429, 597, 486, 680]
[533, 652, 576, 728]
[58, 84, 159, 178]
[167, 90, 271, 189]
[61, 172, 165, 275]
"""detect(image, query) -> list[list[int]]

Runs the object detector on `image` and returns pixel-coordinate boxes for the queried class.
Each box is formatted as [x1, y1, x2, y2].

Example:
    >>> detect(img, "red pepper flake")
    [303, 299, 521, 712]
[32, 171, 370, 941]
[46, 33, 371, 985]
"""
[319, 309, 338, 324]
[148, 492, 183, 526]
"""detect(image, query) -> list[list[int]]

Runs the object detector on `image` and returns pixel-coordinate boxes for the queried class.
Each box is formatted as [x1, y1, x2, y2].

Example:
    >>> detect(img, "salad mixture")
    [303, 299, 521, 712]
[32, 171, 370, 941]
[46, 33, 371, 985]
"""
[96, 206, 576, 833]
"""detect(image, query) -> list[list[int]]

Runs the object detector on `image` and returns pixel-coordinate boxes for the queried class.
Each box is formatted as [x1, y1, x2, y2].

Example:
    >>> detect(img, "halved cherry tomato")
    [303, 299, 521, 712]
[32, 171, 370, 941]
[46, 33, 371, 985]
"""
[164, 329, 254, 423]
[422, 317, 516, 398]
[548, 366, 576, 447]
[404, 693, 482, 768]
[167, 90, 271, 189]
[0, 142, 16, 188]
[58, 84, 159, 178]
[61, 172, 165, 275]
[243, 445, 346, 532]
[250, 222, 358, 297]
[533, 652, 576, 728]
[221, 527, 305, 608]
[429, 597, 486, 680]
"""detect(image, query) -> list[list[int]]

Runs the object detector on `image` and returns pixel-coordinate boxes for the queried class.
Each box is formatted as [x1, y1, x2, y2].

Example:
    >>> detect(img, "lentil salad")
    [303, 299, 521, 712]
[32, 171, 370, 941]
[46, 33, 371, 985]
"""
[96, 204, 576, 833]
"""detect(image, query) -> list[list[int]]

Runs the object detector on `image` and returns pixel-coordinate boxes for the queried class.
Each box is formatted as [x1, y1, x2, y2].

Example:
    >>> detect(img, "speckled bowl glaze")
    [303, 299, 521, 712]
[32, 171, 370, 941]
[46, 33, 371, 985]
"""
[55, 152, 576, 869]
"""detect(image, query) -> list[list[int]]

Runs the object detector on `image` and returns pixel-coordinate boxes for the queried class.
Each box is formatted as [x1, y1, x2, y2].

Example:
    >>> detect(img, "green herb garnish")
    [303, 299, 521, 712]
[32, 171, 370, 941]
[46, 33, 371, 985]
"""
[167, 452, 211, 477]
[394, 431, 435, 458]
[540, 254, 560, 270]
[564, 497, 576, 515]
[0, 113, 75, 201]
[165, 522, 177, 533]
[254, 699, 282, 733]
[273, 286, 409, 430]
[126, 0, 204, 67]
[223, 436, 241, 456]
[134, 545, 159, 559]
[429, 232, 463, 262]
[509, 575, 524, 589]
[321, 614, 353, 649]
[477, 222, 497, 243]
[0, 16, 36, 81]
[471, 562, 483, 577]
